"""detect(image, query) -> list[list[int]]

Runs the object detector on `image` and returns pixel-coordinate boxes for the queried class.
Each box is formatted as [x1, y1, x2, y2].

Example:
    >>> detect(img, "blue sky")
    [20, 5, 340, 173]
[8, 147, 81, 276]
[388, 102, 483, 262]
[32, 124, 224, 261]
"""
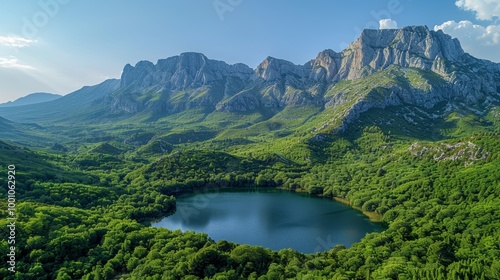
[0, 0, 499, 103]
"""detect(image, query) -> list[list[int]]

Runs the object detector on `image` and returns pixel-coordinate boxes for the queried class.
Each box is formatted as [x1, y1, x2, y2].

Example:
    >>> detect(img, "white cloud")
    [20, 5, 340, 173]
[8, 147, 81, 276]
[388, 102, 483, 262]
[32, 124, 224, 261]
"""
[0, 57, 36, 70]
[455, 0, 500, 20]
[0, 36, 37, 48]
[379, 19, 398, 30]
[435, 20, 500, 62]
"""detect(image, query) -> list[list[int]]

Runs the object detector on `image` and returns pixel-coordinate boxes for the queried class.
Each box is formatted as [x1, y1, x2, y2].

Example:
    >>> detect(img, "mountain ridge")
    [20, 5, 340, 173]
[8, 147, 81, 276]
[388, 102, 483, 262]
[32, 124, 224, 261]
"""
[0, 25, 499, 139]
[0, 92, 62, 107]
[0, 79, 120, 123]
[100, 25, 499, 133]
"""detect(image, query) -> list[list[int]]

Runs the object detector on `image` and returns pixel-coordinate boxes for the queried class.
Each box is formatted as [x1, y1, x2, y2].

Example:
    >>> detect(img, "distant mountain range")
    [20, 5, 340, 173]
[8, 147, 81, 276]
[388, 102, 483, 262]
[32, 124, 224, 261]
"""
[0, 92, 62, 107]
[0, 25, 499, 139]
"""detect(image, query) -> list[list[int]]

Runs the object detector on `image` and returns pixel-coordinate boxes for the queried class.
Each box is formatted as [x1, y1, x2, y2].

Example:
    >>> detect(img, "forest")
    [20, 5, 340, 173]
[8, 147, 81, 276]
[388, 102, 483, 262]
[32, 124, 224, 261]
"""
[1, 120, 500, 279]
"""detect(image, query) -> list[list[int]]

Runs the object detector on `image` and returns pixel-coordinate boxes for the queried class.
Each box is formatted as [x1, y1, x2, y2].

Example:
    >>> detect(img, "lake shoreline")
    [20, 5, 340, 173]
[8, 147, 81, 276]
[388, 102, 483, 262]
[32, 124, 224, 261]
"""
[153, 189, 384, 253]
[160, 185, 385, 224]
[331, 197, 384, 223]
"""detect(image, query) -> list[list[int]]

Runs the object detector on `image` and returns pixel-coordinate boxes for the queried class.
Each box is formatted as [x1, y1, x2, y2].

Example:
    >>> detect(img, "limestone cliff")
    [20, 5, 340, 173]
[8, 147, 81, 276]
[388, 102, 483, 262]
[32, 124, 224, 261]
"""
[100, 26, 500, 133]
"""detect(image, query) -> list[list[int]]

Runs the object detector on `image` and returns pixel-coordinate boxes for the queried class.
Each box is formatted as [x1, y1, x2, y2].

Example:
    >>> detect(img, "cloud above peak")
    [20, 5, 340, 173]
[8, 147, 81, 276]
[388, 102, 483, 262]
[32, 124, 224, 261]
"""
[435, 20, 500, 62]
[0, 36, 37, 48]
[455, 0, 500, 20]
[379, 19, 398, 29]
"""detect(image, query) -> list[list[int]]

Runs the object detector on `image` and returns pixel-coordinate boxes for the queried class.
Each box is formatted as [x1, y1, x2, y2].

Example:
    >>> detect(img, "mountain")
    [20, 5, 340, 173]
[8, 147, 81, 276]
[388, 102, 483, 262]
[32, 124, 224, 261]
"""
[0, 26, 499, 139]
[110, 52, 254, 115]
[0, 79, 120, 123]
[2, 26, 500, 280]
[90, 26, 500, 133]
[0, 92, 62, 107]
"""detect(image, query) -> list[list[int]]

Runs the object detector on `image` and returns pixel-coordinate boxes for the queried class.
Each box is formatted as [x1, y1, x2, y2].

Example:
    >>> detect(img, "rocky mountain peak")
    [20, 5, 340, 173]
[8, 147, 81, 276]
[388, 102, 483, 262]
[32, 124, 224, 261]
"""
[338, 25, 466, 80]
[356, 25, 464, 62]
[120, 25, 471, 90]
[103, 26, 499, 131]
[296, 26, 469, 84]
[307, 49, 342, 82]
[121, 61, 156, 88]
[120, 52, 253, 90]
[255, 56, 305, 82]
[174, 52, 209, 74]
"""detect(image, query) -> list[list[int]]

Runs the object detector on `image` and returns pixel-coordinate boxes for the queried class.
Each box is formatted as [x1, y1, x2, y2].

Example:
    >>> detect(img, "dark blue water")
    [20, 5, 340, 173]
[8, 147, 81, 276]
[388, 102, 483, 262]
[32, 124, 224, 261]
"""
[152, 189, 383, 253]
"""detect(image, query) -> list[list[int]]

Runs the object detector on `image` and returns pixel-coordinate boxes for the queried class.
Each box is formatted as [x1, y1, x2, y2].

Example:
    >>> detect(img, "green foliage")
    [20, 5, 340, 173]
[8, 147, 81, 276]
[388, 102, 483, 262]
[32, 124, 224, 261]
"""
[2, 100, 500, 280]
[89, 143, 123, 155]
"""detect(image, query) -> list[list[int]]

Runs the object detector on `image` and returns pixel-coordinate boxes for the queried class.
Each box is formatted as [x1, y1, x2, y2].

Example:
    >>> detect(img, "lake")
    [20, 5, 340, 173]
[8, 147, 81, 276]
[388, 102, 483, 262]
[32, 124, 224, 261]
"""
[152, 189, 383, 253]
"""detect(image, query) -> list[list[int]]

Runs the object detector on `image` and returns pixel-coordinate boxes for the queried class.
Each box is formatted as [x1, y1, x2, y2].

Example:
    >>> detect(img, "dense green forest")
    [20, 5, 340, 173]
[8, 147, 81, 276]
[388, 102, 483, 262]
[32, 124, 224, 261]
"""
[1, 114, 500, 279]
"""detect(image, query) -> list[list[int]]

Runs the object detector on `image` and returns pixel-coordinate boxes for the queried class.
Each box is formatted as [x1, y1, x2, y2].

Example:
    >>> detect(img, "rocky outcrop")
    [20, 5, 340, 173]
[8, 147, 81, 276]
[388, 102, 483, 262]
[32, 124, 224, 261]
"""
[312, 26, 500, 132]
[306, 49, 342, 82]
[408, 141, 489, 166]
[304, 26, 468, 83]
[338, 26, 464, 79]
[216, 89, 261, 112]
[121, 52, 254, 91]
[255, 56, 307, 83]
[110, 53, 255, 114]
[101, 26, 500, 132]
[219, 26, 499, 113]
[4, 25, 497, 136]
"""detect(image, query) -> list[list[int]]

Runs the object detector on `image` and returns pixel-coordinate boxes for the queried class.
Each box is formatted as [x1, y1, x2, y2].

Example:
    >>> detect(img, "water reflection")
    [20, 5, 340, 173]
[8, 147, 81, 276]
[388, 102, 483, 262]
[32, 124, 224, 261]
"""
[153, 190, 383, 253]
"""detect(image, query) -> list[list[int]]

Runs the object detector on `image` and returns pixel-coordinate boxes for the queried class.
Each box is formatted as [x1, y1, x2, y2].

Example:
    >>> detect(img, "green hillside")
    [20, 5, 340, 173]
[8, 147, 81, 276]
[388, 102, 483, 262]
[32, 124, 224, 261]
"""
[1, 27, 500, 279]
[1, 104, 500, 279]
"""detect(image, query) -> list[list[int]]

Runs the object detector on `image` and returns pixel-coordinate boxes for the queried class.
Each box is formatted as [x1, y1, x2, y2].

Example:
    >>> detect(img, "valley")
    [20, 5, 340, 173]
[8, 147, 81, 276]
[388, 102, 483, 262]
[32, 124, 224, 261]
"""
[0, 26, 500, 279]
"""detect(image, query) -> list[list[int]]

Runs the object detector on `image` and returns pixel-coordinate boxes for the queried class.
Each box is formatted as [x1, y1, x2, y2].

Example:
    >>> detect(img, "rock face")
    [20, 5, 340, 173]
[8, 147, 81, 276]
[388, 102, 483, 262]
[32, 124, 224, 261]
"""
[121, 52, 253, 90]
[102, 25, 500, 131]
[3, 25, 495, 132]
[336, 26, 464, 80]
[109, 52, 254, 114]
[255, 56, 307, 83]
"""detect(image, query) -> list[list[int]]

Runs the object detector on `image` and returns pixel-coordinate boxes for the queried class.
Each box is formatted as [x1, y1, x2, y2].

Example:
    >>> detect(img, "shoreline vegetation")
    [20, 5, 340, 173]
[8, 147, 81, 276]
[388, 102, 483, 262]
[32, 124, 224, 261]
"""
[238, 186, 386, 223]
[1, 23, 500, 278]
[153, 189, 381, 253]
[160, 185, 384, 226]
[1, 129, 500, 279]
[332, 196, 384, 223]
